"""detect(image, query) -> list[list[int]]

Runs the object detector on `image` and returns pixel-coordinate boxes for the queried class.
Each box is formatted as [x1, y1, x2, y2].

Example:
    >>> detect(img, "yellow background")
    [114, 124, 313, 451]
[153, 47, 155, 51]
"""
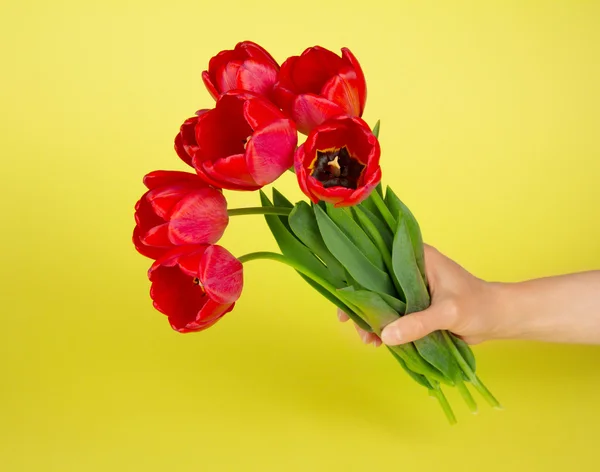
[1, 0, 599, 470]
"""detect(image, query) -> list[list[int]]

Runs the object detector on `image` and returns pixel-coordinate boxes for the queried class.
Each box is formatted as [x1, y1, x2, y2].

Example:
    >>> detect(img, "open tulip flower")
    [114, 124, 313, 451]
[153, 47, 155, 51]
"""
[202, 41, 280, 100]
[294, 115, 381, 207]
[135, 41, 500, 424]
[192, 90, 298, 191]
[149, 245, 243, 333]
[273, 46, 367, 134]
[133, 170, 228, 260]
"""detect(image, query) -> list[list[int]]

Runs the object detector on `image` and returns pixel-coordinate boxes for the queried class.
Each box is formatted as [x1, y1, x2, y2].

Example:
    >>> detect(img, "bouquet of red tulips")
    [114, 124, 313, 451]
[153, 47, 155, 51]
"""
[133, 41, 500, 423]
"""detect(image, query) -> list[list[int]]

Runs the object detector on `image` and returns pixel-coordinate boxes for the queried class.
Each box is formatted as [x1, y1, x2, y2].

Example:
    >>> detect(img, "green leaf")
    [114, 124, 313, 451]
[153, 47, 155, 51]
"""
[386, 347, 430, 389]
[385, 187, 426, 284]
[372, 119, 380, 138]
[314, 204, 396, 296]
[356, 203, 393, 249]
[391, 214, 430, 313]
[326, 204, 386, 271]
[413, 332, 461, 385]
[450, 333, 476, 373]
[260, 191, 344, 288]
[272, 188, 294, 232]
[377, 292, 406, 314]
[337, 289, 399, 332]
[289, 201, 347, 283]
[299, 275, 372, 332]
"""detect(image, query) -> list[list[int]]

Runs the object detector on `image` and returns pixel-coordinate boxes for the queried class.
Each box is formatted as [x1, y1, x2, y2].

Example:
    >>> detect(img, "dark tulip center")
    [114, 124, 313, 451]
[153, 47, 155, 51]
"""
[310, 147, 364, 189]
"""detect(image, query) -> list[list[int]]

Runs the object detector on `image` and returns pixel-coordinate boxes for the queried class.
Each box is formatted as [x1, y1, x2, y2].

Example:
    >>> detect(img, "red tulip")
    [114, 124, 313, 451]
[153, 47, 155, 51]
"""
[202, 41, 279, 100]
[133, 170, 228, 260]
[273, 46, 367, 135]
[192, 90, 298, 191]
[294, 115, 381, 207]
[149, 245, 243, 333]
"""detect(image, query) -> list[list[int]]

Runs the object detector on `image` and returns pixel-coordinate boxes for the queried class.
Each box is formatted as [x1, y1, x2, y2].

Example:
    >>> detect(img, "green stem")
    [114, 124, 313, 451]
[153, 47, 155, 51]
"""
[441, 330, 502, 409]
[238, 251, 363, 315]
[428, 382, 457, 425]
[455, 379, 478, 414]
[369, 190, 396, 230]
[228, 207, 292, 217]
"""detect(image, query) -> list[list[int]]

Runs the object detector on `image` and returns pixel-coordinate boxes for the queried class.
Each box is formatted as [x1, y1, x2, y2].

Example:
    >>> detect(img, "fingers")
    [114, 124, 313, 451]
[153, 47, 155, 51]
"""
[337, 309, 381, 346]
[337, 308, 350, 322]
[380, 302, 455, 345]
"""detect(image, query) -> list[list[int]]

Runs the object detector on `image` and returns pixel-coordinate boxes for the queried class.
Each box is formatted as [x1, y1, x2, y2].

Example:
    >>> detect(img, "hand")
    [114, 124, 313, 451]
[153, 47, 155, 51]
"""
[338, 244, 501, 346]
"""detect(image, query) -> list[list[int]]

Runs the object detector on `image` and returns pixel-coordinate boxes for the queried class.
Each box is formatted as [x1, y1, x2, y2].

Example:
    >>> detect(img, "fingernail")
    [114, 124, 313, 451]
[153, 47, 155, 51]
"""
[336, 308, 347, 322]
[381, 326, 401, 345]
[360, 331, 370, 344]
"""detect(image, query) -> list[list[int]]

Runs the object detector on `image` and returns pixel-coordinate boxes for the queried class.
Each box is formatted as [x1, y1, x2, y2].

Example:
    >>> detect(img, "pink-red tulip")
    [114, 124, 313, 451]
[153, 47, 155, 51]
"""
[294, 115, 381, 207]
[133, 171, 228, 260]
[149, 245, 243, 333]
[273, 46, 366, 135]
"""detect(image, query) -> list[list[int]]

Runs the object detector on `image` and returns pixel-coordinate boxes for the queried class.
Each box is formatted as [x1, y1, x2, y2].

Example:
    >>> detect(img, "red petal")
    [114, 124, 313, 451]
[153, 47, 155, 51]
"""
[306, 177, 353, 206]
[196, 154, 260, 190]
[341, 48, 367, 114]
[237, 58, 278, 96]
[289, 46, 345, 94]
[199, 245, 243, 304]
[216, 60, 242, 94]
[243, 95, 285, 130]
[174, 116, 199, 167]
[202, 70, 219, 100]
[292, 94, 346, 135]
[133, 225, 168, 260]
[239, 41, 278, 66]
[168, 189, 229, 245]
[140, 222, 171, 248]
[245, 119, 297, 185]
[143, 170, 205, 190]
[321, 67, 361, 116]
[339, 167, 382, 207]
[145, 183, 199, 219]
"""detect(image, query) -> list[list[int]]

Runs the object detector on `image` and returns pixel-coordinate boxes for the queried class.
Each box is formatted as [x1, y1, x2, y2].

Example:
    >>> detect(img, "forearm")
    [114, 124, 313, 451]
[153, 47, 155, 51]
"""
[490, 271, 600, 344]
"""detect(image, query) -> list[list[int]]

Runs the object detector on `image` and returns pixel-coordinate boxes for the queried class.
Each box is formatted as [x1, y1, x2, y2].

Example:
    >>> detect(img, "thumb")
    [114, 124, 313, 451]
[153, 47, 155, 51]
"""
[380, 303, 452, 345]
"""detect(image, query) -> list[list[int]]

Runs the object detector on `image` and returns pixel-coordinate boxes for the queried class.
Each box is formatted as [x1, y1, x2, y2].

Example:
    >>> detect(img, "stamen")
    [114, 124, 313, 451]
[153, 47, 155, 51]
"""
[310, 147, 365, 189]
[327, 156, 341, 177]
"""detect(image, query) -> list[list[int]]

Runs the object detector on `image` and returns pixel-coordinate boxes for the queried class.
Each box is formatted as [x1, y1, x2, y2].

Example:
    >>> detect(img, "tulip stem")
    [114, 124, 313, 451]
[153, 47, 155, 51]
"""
[228, 207, 292, 217]
[368, 190, 396, 231]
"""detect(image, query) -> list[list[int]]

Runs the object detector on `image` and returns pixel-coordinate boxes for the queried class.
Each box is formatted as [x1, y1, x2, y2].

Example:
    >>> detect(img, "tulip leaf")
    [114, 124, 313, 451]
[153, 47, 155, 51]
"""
[337, 288, 399, 333]
[259, 191, 344, 288]
[272, 187, 294, 232]
[391, 214, 429, 313]
[356, 203, 393, 250]
[325, 204, 386, 271]
[377, 292, 406, 314]
[372, 120, 380, 138]
[386, 347, 431, 389]
[314, 204, 396, 296]
[289, 202, 347, 283]
[385, 187, 426, 284]
[337, 289, 446, 382]
[450, 333, 476, 373]
[413, 332, 461, 385]
[299, 275, 372, 332]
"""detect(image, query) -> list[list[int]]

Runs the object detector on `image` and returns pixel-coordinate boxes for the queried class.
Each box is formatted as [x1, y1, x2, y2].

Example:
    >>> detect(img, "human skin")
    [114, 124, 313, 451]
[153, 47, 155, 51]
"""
[338, 245, 600, 346]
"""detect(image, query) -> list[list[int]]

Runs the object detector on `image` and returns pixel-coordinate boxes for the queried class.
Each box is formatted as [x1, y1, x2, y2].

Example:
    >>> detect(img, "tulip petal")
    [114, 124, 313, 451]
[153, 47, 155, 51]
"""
[245, 119, 297, 186]
[199, 245, 243, 304]
[174, 116, 199, 167]
[292, 94, 346, 135]
[243, 95, 286, 130]
[168, 189, 228, 245]
[341, 48, 367, 113]
[237, 58, 278, 96]
[201, 70, 219, 101]
[140, 222, 171, 248]
[146, 183, 198, 219]
[290, 47, 345, 93]
[321, 67, 361, 116]
[197, 154, 260, 190]
[133, 225, 167, 260]
[143, 170, 206, 190]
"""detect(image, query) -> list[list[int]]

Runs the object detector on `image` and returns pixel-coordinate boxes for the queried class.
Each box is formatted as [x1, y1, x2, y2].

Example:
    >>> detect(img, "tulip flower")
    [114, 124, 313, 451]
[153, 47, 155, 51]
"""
[133, 170, 228, 260]
[294, 115, 381, 207]
[202, 41, 279, 100]
[192, 91, 298, 191]
[149, 245, 243, 333]
[273, 46, 367, 134]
